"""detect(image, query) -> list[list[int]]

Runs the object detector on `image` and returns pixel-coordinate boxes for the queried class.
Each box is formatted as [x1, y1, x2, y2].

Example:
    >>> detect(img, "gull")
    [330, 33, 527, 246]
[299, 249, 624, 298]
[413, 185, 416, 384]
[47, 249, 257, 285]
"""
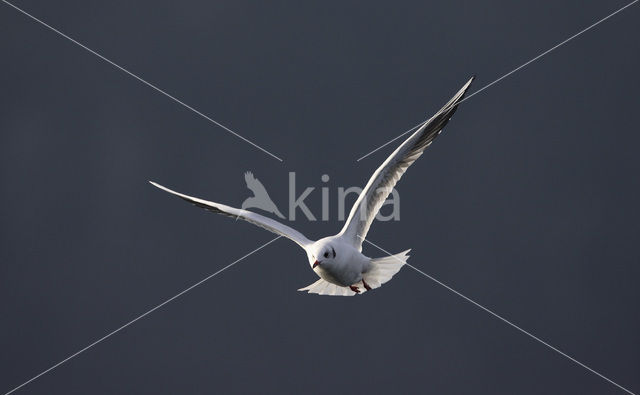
[241, 171, 285, 219]
[150, 76, 474, 296]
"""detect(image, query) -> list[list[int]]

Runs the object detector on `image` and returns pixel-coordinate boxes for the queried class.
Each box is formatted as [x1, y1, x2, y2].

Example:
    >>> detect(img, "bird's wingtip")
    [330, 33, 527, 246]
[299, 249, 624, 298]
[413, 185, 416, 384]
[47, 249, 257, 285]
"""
[465, 75, 476, 87]
[149, 181, 172, 193]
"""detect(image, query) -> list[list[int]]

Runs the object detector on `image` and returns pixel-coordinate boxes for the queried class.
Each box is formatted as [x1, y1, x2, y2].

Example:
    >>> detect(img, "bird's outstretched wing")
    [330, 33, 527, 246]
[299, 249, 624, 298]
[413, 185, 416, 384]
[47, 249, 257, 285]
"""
[339, 77, 475, 250]
[244, 171, 269, 198]
[150, 181, 312, 249]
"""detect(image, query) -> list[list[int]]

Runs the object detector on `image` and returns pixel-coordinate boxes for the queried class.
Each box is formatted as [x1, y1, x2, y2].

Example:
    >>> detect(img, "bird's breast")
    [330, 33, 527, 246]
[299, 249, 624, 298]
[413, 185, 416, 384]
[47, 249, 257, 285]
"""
[314, 266, 345, 286]
[314, 258, 364, 287]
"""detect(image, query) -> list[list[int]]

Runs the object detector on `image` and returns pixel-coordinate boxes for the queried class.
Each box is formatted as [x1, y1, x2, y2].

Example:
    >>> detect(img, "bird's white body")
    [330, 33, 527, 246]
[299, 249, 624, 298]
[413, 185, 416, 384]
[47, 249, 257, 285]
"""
[308, 236, 371, 287]
[151, 77, 474, 296]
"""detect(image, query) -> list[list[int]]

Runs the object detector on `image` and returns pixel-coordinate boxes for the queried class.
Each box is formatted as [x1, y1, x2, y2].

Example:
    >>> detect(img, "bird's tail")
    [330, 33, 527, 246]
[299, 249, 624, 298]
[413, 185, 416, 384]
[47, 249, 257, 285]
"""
[363, 249, 410, 289]
[298, 279, 356, 296]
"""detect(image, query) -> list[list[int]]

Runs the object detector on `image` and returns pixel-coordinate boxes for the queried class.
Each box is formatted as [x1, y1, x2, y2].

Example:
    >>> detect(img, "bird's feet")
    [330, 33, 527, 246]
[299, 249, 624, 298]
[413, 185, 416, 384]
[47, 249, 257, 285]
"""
[362, 279, 372, 291]
[350, 285, 360, 294]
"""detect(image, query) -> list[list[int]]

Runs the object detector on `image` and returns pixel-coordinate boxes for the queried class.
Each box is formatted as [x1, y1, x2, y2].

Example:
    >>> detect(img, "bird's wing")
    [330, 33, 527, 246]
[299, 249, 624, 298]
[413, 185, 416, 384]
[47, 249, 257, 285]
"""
[150, 181, 312, 249]
[244, 171, 270, 198]
[339, 77, 475, 249]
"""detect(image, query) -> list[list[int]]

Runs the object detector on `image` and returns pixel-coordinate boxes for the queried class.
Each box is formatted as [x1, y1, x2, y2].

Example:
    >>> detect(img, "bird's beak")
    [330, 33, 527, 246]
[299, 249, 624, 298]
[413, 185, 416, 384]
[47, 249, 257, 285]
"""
[313, 261, 320, 269]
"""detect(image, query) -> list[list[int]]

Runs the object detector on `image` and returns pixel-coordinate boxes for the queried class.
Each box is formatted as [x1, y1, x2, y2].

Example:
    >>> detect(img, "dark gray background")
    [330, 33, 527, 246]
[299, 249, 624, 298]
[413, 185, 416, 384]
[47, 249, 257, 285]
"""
[1, 1, 639, 394]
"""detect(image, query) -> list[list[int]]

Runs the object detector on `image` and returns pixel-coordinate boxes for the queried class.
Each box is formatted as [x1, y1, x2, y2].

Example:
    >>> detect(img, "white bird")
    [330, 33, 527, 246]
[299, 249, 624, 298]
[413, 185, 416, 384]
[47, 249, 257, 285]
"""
[150, 77, 474, 296]
[241, 171, 285, 219]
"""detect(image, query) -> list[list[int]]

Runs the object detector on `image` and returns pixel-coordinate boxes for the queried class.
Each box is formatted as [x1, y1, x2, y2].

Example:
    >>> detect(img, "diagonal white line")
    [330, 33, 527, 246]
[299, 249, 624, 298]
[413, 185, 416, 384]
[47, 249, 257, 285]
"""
[356, 0, 639, 162]
[359, 236, 636, 395]
[1, 0, 284, 162]
[3, 236, 282, 395]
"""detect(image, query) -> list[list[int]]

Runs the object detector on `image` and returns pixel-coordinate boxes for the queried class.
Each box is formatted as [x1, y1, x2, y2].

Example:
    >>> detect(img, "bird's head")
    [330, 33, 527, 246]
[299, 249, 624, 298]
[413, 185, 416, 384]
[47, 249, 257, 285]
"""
[309, 244, 337, 270]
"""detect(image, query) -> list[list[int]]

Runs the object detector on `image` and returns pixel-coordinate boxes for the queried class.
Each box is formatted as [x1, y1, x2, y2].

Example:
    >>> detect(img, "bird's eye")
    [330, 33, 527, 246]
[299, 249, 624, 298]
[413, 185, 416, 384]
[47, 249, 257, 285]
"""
[323, 252, 329, 258]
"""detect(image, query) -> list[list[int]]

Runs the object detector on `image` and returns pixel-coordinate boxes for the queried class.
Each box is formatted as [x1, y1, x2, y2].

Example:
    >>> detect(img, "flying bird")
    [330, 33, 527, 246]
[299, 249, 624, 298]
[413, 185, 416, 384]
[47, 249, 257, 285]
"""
[241, 171, 285, 219]
[150, 77, 474, 296]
